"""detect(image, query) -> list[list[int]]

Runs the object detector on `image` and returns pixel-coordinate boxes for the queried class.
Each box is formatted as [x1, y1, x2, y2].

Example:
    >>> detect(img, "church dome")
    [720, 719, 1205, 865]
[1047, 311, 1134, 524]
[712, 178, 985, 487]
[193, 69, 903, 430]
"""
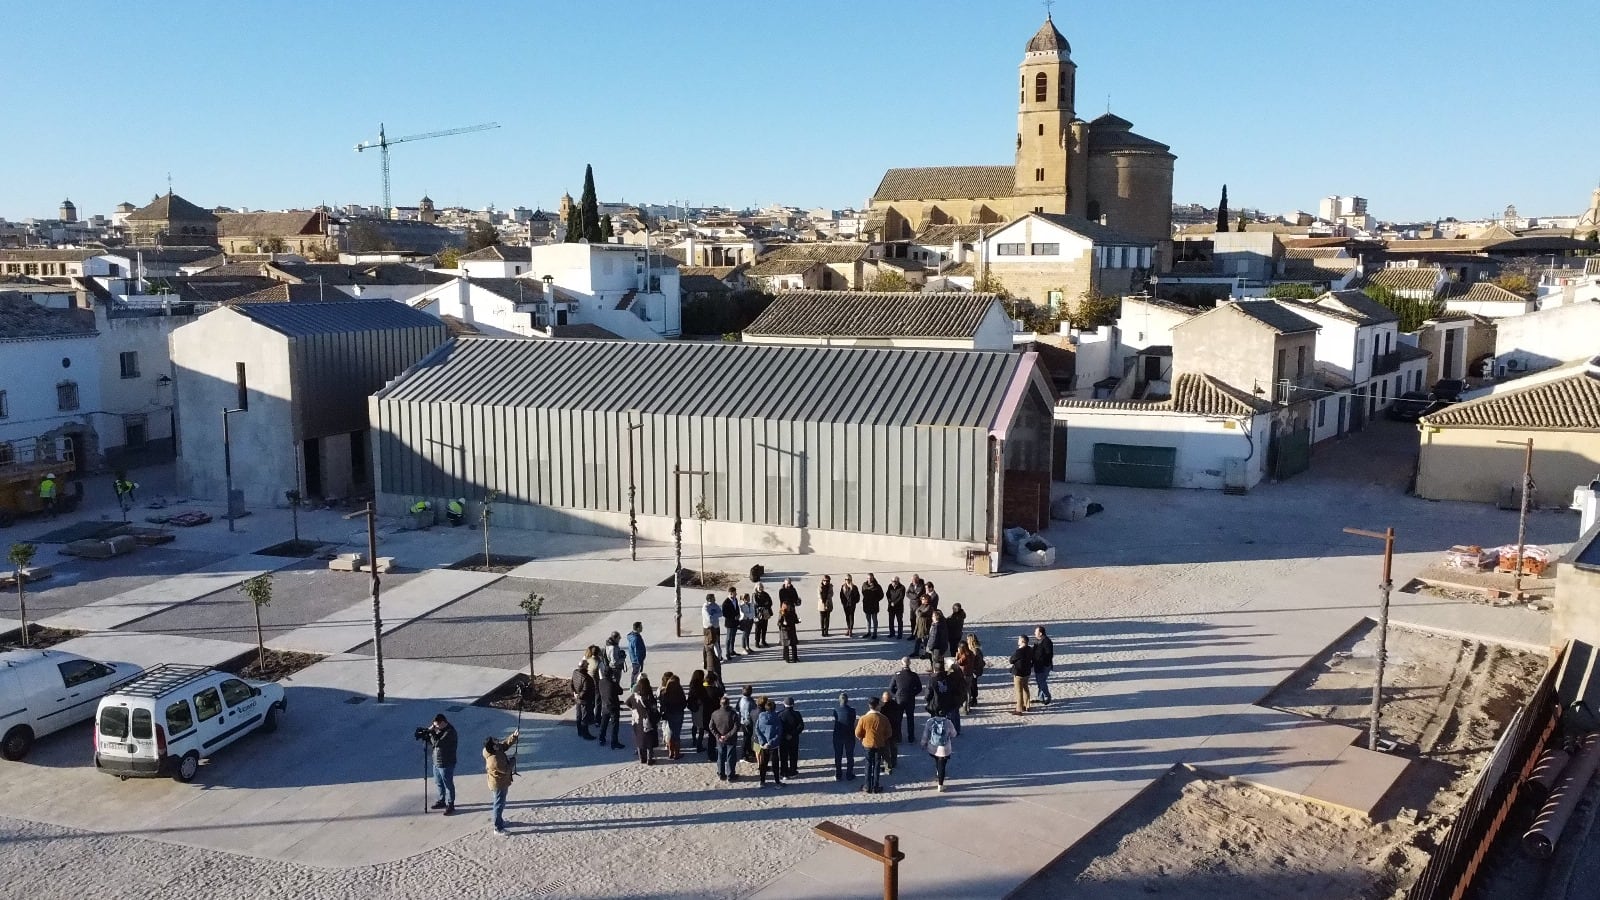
[1026, 16, 1070, 54]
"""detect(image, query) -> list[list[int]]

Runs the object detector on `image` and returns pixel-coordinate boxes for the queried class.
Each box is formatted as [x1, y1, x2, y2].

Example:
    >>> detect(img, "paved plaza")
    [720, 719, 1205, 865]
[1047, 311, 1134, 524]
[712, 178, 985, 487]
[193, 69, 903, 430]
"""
[0, 423, 1580, 898]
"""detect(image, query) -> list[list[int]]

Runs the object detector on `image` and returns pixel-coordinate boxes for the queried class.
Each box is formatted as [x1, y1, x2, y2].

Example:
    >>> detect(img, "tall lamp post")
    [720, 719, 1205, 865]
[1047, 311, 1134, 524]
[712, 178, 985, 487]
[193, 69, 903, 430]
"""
[1343, 525, 1395, 752]
[221, 407, 247, 532]
[672, 464, 708, 638]
[626, 410, 644, 561]
[345, 503, 385, 703]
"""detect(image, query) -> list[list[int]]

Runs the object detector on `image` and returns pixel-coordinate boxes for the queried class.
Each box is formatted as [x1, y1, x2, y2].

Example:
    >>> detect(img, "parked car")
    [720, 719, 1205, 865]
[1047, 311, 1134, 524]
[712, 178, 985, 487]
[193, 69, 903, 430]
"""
[1388, 392, 1450, 422]
[94, 664, 285, 782]
[1431, 379, 1466, 402]
[0, 649, 141, 760]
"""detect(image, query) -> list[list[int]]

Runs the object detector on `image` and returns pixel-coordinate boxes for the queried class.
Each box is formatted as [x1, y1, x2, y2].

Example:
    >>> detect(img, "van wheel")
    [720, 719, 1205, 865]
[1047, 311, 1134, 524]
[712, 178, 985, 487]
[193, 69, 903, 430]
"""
[1, 726, 33, 761]
[260, 705, 279, 734]
[175, 751, 200, 783]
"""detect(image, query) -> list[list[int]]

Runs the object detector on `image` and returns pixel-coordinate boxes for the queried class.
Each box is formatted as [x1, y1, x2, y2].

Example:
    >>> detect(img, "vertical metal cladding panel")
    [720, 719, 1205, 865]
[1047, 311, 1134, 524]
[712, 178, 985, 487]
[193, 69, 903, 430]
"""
[733, 417, 751, 524]
[940, 428, 961, 541]
[845, 423, 864, 534]
[964, 428, 987, 543]
[805, 418, 823, 532]
[512, 407, 530, 505]
[549, 406, 568, 509]
[916, 426, 935, 539]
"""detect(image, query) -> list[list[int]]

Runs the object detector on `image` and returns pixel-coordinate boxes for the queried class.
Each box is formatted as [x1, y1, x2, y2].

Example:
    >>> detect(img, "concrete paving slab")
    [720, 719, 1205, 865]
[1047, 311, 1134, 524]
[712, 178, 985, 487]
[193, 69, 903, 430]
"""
[1184, 711, 1363, 796]
[289, 653, 518, 704]
[1300, 744, 1412, 819]
[266, 569, 500, 655]
[51, 632, 255, 670]
[37, 552, 297, 632]
[4, 546, 233, 617]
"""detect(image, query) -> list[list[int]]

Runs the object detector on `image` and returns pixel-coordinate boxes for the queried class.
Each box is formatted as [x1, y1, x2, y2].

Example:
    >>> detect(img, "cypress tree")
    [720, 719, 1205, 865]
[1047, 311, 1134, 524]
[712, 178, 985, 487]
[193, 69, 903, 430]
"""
[598, 213, 614, 242]
[1216, 185, 1229, 233]
[563, 203, 581, 243]
[579, 164, 603, 243]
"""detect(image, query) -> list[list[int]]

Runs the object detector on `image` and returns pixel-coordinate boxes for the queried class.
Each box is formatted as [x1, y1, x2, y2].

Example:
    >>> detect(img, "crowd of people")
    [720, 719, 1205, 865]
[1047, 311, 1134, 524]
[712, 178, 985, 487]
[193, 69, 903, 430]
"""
[559, 574, 1061, 796]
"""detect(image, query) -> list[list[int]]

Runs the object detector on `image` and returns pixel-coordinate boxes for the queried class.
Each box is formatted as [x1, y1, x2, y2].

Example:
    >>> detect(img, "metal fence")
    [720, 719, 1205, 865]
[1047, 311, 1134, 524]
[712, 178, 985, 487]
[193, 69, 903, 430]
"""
[1405, 658, 1561, 899]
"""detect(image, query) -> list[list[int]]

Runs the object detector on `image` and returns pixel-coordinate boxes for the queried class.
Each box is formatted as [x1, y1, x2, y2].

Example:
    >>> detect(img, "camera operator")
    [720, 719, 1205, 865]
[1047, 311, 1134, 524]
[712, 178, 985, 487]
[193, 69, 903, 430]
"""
[424, 714, 458, 814]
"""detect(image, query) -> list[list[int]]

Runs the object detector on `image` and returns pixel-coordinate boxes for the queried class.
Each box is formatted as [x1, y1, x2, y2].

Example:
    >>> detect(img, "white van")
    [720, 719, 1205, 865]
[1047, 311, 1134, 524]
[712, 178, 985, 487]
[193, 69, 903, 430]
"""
[0, 648, 141, 761]
[94, 664, 286, 782]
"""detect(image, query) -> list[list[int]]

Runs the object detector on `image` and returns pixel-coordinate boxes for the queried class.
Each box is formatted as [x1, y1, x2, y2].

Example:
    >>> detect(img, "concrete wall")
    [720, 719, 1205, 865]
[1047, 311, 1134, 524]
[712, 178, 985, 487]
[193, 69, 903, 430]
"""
[1416, 426, 1600, 504]
[1494, 301, 1600, 375]
[1173, 306, 1317, 398]
[1554, 526, 1600, 654]
[1086, 151, 1174, 248]
[1055, 406, 1270, 490]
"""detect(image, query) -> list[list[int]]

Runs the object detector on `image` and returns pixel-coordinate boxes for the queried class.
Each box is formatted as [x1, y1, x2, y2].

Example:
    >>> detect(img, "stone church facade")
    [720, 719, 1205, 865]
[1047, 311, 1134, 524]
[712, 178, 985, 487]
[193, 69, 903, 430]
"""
[867, 16, 1175, 260]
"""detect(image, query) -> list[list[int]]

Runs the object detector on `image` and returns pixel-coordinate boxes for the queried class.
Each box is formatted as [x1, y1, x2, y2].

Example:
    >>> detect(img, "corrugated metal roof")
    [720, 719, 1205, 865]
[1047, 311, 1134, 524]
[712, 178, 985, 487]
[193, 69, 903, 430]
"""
[377, 338, 1028, 428]
[232, 299, 444, 337]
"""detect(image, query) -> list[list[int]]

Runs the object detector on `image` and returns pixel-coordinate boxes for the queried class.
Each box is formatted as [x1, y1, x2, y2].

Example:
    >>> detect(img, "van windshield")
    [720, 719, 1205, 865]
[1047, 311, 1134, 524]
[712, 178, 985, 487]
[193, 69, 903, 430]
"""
[99, 707, 130, 739]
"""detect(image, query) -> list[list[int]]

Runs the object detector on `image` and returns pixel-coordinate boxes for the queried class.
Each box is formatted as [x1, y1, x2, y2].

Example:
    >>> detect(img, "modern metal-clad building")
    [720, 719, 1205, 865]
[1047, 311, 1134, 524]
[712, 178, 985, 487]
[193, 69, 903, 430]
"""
[372, 339, 1055, 565]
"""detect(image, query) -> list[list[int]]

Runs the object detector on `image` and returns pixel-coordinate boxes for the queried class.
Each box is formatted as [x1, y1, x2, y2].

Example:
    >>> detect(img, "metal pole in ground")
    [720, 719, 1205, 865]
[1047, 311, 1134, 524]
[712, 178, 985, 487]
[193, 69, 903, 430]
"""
[1515, 438, 1534, 601]
[1344, 525, 1395, 751]
[345, 503, 384, 703]
[673, 465, 683, 637]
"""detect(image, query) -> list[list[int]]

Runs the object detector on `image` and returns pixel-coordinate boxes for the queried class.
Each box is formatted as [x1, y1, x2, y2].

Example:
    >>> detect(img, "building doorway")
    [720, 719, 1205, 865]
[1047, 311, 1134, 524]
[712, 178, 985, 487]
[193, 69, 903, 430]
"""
[303, 438, 322, 497]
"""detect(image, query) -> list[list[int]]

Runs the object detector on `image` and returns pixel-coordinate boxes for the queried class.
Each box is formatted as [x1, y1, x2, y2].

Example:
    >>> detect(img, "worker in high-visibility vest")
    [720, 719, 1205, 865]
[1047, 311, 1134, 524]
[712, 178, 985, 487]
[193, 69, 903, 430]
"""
[446, 497, 466, 527]
[113, 473, 139, 517]
[39, 474, 58, 516]
[410, 499, 432, 515]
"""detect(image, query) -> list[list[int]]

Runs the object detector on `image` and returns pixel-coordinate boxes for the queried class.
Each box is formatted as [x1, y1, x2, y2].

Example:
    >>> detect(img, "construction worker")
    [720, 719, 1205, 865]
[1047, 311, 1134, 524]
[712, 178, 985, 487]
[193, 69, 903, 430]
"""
[446, 497, 466, 527]
[113, 473, 139, 518]
[39, 473, 58, 517]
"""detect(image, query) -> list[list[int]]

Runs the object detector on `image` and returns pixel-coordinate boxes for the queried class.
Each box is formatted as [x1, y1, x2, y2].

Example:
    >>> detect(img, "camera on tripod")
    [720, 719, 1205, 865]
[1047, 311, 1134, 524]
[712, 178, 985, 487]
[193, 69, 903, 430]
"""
[413, 726, 432, 742]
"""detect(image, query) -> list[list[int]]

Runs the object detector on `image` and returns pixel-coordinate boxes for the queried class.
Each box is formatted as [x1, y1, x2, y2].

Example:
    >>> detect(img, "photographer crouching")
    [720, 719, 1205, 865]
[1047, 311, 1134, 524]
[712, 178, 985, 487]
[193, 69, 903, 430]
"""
[417, 714, 458, 815]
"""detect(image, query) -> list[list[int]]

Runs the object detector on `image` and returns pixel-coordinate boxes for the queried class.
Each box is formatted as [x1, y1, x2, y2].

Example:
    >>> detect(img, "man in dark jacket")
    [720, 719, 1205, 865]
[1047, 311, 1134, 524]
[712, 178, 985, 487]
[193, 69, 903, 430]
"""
[708, 696, 741, 782]
[928, 609, 954, 663]
[571, 659, 596, 740]
[721, 590, 742, 661]
[885, 576, 906, 639]
[1033, 625, 1055, 705]
[1010, 635, 1034, 715]
[753, 582, 774, 648]
[911, 598, 935, 658]
[861, 574, 884, 639]
[831, 693, 858, 780]
[778, 578, 801, 612]
[597, 668, 624, 748]
[778, 696, 805, 777]
[888, 658, 922, 744]
[427, 714, 459, 814]
[879, 691, 902, 773]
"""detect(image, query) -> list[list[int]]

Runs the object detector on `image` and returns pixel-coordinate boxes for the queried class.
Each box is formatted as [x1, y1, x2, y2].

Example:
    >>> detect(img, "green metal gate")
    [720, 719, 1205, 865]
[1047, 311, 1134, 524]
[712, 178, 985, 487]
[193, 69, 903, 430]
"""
[1092, 443, 1176, 489]
[1269, 428, 1312, 480]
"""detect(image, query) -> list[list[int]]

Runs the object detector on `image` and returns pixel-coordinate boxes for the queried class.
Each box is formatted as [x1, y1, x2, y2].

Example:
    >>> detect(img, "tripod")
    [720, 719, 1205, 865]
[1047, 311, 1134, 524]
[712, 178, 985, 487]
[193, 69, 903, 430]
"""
[421, 739, 431, 813]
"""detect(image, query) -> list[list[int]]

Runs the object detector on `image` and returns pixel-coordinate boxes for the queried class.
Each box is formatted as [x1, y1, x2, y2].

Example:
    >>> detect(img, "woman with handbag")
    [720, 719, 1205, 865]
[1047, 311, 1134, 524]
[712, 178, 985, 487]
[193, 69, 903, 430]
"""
[658, 672, 688, 760]
[627, 675, 660, 766]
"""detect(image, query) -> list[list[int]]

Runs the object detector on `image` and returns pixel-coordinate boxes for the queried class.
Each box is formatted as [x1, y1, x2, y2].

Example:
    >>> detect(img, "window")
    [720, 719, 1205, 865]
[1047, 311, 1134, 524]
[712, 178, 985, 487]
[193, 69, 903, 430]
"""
[58, 659, 112, 688]
[1035, 167, 1045, 182]
[1030, 243, 1060, 256]
[1317, 400, 1327, 428]
[98, 707, 129, 739]
[1296, 346, 1307, 379]
[995, 243, 1025, 256]
[1414, 370, 1423, 390]
[193, 687, 222, 723]
[1274, 348, 1286, 385]
[119, 351, 140, 379]
[1059, 75, 1069, 103]
[1356, 339, 1365, 363]
[1034, 206, 1044, 214]
[1034, 72, 1048, 102]
[1037, 123, 1044, 136]
[220, 678, 255, 708]
[131, 708, 153, 741]
[0, 390, 7, 418]
[56, 380, 79, 411]
[1086, 200, 1101, 222]
[1047, 290, 1064, 309]
[166, 700, 194, 735]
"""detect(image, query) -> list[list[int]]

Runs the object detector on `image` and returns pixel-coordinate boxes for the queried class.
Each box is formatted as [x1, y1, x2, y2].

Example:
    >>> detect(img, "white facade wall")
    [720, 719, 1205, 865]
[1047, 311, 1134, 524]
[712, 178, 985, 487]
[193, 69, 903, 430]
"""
[1494, 301, 1600, 374]
[96, 312, 188, 451]
[0, 334, 104, 452]
[1055, 406, 1271, 490]
[527, 244, 681, 336]
[459, 258, 529, 279]
[1444, 298, 1535, 318]
[414, 281, 536, 338]
[1117, 298, 1193, 352]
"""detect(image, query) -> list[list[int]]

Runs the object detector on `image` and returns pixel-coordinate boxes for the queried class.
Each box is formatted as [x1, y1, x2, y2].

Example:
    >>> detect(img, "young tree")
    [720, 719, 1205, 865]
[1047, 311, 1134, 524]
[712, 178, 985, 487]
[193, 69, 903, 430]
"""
[1236, 212, 1249, 233]
[465, 221, 498, 252]
[563, 203, 582, 243]
[481, 490, 499, 568]
[240, 573, 273, 673]
[692, 495, 712, 586]
[1216, 185, 1229, 233]
[973, 272, 1010, 297]
[8, 543, 36, 648]
[436, 247, 461, 269]
[867, 270, 912, 292]
[284, 489, 302, 544]
[1491, 272, 1533, 297]
[1068, 290, 1121, 330]
[579, 164, 603, 244]
[519, 591, 545, 684]
[598, 213, 614, 243]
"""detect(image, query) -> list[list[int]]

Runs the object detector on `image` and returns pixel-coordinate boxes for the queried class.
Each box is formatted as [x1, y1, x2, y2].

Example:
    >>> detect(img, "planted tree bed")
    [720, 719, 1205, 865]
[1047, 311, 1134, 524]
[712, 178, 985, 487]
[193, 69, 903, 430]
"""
[658, 568, 736, 589]
[256, 539, 328, 559]
[221, 649, 325, 682]
[448, 553, 534, 574]
[0, 625, 85, 651]
[476, 673, 574, 715]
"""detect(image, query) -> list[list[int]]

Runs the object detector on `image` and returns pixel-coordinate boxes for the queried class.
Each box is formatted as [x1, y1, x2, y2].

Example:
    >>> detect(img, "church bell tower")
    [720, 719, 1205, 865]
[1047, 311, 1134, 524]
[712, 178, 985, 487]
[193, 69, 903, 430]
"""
[1014, 15, 1081, 216]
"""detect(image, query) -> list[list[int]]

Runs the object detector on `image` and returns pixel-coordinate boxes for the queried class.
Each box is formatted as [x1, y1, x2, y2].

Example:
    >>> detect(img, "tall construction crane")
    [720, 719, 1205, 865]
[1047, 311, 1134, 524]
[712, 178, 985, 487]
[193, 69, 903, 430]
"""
[354, 122, 500, 211]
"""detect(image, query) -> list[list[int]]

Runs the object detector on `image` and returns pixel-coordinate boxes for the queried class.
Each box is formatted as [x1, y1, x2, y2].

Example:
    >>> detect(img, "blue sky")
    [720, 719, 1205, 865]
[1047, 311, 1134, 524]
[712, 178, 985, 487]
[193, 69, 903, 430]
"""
[6, 1, 1597, 223]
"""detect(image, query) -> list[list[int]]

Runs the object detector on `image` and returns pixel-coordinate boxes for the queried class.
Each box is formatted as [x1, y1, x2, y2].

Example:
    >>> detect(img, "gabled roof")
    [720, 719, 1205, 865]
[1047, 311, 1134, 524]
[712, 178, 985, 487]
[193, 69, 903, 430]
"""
[228, 283, 351, 304]
[126, 192, 217, 223]
[1296, 290, 1400, 325]
[231, 300, 444, 337]
[459, 244, 532, 263]
[915, 224, 988, 245]
[216, 211, 323, 237]
[377, 338, 1038, 430]
[1441, 282, 1531, 305]
[871, 166, 1015, 202]
[1175, 300, 1317, 335]
[0, 293, 96, 339]
[170, 276, 279, 305]
[764, 243, 868, 264]
[1364, 266, 1445, 294]
[1123, 295, 1201, 316]
[1002, 212, 1150, 246]
[1421, 363, 1600, 430]
[1284, 247, 1348, 260]
[269, 262, 452, 287]
[749, 257, 824, 278]
[549, 323, 622, 340]
[745, 291, 1003, 339]
[0, 249, 101, 262]
[1057, 372, 1271, 417]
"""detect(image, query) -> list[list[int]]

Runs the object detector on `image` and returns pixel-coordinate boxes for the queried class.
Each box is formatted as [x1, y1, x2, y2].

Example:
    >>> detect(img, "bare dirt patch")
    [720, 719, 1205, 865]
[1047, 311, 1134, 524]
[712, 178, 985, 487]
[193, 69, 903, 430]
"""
[447, 553, 533, 574]
[475, 673, 575, 715]
[1020, 625, 1545, 899]
[255, 539, 328, 558]
[0, 625, 85, 650]
[657, 568, 736, 589]
[220, 648, 325, 681]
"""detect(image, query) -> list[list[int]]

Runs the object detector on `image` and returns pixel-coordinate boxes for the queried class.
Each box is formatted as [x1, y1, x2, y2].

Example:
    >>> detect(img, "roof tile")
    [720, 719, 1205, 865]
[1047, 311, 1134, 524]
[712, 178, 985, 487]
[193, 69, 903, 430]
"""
[1421, 366, 1600, 430]
[745, 291, 1004, 339]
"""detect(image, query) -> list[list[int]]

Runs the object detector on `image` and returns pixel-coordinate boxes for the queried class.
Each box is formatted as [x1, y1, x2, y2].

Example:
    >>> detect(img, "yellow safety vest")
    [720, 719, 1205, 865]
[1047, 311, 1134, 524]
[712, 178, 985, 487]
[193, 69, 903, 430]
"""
[39, 478, 57, 499]
[447, 500, 464, 516]
[410, 500, 430, 513]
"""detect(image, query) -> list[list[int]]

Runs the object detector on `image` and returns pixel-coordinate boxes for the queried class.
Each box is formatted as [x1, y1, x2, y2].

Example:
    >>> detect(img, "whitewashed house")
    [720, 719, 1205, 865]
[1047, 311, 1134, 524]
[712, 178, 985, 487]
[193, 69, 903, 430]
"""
[1282, 290, 1431, 436]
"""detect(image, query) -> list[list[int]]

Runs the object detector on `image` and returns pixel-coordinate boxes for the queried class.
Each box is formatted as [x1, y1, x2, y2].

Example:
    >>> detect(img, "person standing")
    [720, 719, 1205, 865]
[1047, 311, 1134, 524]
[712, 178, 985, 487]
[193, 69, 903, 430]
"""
[926, 661, 960, 736]
[721, 589, 742, 661]
[426, 714, 458, 815]
[627, 676, 660, 766]
[753, 581, 774, 648]
[947, 603, 967, 653]
[570, 657, 596, 740]
[943, 663, 966, 735]
[911, 597, 934, 659]
[879, 691, 902, 774]
[778, 696, 805, 778]
[596, 666, 624, 749]
[924, 580, 941, 610]
[855, 697, 894, 794]
[928, 609, 955, 664]
[737, 685, 759, 763]
[584, 645, 606, 727]
[625, 622, 648, 688]
[816, 575, 834, 637]
[905, 575, 926, 635]
[605, 632, 627, 684]
[755, 699, 785, 787]
[739, 593, 756, 654]
[659, 671, 687, 760]
[112, 472, 138, 518]
[831, 693, 858, 781]
[838, 575, 860, 638]
[483, 730, 520, 835]
[38, 473, 58, 517]
[702, 593, 723, 662]
[885, 576, 906, 639]
[702, 670, 727, 759]
[687, 668, 709, 754]
[779, 601, 801, 663]
[889, 657, 922, 744]
[1033, 626, 1055, 705]
[861, 574, 884, 639]
[778, 578, 801, 617]
[708, 696, 740, 782]
[1010, 635, 1034, 716]
[955, 635, 984, 713]
[921, 711, 955, 792]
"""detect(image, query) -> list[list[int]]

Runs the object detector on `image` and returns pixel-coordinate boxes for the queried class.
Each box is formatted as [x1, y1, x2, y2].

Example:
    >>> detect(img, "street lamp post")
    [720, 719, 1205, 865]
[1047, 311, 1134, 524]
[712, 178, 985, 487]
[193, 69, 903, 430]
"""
[672, 464, 708, 638]
[344, 503, 385, 702]
[221, 407, 246, 532]
[626, 410, 644, 561]
[1343, 525, 1395, 752]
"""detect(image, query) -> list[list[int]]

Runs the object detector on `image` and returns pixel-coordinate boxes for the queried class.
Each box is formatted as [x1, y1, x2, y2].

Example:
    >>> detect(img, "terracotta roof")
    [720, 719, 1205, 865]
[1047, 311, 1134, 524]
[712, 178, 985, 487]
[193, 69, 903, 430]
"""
[227, 283, 351, 304]
[764, 243, 867, 264]
[1421, 365, 1600, 430]
[439, 315, 481, 337]
[1057, 372, 1271, 417]
[1284, 247, 1347, 260]
[871, 166, 1014, 202]
[1441, 282, 1530, 305]
[1125, 296, 1201, 316]
[0, 293, 96, 338]
[0, 249, 100, 262]
[1586, 258, 1600, 276]
[1364, 266, 1444, 294]
[1281, 259, 1356, 282]
[173, 276, 279, 305]
[1296, 290, 1399, 325]
[1026, 16, 1070, 53]
[216, 211, 323, 237]
[1224, 301, 1319, 334]
[915, 224, 987, 245]
[459, 244, 532, 262]
[745, 291, 1003, 339]
[749, 257, 823, 278]
[944, 261, 976, 277]
[1391, 343, 1432, 363]
[269, 262, 452, 286]
[1086, 124, 1173, 156]
[126, 192, 217, 223]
